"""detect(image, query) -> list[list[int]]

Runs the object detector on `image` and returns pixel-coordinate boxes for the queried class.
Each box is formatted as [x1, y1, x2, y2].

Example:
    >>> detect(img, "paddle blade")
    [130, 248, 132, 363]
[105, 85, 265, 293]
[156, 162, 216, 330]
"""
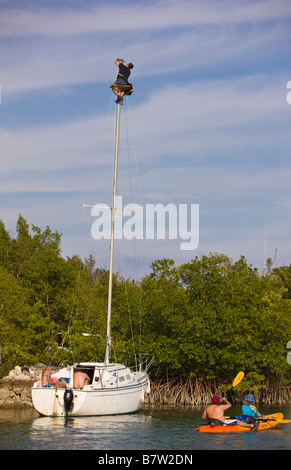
[232, 371, 244, 387]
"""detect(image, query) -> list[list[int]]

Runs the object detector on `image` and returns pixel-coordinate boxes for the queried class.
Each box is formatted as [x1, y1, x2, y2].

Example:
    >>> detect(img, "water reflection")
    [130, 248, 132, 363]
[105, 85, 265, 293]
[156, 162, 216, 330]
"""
[0, 406, 290, 450]
[32, 412, 153, 430]
[29, 412, 154, 450]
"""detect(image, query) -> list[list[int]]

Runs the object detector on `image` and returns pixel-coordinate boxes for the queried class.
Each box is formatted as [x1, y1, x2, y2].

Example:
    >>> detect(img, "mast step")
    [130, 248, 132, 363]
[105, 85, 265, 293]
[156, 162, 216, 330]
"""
[110, 84, 132, 91]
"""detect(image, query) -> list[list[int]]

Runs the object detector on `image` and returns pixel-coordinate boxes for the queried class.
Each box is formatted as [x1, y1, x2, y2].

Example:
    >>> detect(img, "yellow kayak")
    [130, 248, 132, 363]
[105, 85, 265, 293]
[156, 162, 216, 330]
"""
[196, 413, 283, 433]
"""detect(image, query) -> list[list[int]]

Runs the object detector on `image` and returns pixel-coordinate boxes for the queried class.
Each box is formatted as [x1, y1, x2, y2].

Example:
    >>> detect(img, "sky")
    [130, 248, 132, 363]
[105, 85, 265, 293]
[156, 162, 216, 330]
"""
[1, 0, 291, 280]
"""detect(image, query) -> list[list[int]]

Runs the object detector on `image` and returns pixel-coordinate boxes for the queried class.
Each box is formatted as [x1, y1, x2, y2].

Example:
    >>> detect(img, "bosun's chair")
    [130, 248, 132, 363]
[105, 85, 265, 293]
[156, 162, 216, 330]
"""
[110, 84, 132, 94]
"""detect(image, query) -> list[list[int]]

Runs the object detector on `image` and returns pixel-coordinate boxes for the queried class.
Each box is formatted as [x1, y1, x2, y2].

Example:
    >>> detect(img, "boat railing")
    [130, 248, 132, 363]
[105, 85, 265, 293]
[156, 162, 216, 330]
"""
[124, 353, 155, 373]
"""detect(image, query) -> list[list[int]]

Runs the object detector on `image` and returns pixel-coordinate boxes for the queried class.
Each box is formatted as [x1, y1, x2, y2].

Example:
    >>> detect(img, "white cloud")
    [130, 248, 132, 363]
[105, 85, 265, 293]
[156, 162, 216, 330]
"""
[1, 0, 291, 276]
[1, 1, 291, 37]
[1, 75, 289, 181]
[1, 0, 289, 96]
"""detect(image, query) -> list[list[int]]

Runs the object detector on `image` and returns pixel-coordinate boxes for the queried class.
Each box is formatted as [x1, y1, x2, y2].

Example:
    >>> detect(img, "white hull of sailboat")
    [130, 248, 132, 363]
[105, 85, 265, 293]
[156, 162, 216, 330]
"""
[32, 380, 149, 417]
[31, 363, 150, 417]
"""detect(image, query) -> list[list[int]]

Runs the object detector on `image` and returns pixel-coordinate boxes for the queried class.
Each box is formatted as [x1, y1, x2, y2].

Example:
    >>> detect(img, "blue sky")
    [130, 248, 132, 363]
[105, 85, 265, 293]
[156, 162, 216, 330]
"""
[1, 0, 291, 279]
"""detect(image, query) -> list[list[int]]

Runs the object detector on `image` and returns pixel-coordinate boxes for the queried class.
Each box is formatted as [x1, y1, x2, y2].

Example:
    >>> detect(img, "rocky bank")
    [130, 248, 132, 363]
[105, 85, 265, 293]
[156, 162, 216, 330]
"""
[0, 366, 43, 408]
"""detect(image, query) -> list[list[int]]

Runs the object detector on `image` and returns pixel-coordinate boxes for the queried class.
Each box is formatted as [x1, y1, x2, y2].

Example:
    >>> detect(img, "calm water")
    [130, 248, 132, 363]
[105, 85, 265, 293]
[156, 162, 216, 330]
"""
[0, 405, 290, 451]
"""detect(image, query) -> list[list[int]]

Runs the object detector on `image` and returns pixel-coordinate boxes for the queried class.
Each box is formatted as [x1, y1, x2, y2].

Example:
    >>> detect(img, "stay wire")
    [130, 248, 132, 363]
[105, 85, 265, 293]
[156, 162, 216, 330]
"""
[119, 98, 144, 357]
[125, 99, 144, 354]
[63, 94, 115, 361]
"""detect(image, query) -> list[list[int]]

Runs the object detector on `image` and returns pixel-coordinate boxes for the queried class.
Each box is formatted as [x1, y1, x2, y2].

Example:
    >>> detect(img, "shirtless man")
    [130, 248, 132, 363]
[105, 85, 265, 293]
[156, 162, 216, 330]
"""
[73, 368, 90, 389]
[42, 361, 58, 387]
[202, 396, 255, 429]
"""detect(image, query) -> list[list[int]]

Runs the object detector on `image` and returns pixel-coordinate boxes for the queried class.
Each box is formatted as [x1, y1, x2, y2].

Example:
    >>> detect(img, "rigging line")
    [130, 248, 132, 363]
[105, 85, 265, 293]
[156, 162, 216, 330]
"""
[124, 99, 144, 280]
[125, 99, 144, 212]
[69, 94, 114, 295]
[83, 93, 114, 238]
[125, 98, 145, 353]
[78, 97, 114, 280]
[116, 239, 137, 370]
[110, 100, 142, 367]
[64, 94, 115, 355]
[125, 102, 133, 202]
[124, 99, 139, 284]
[79, 94, 114, 263]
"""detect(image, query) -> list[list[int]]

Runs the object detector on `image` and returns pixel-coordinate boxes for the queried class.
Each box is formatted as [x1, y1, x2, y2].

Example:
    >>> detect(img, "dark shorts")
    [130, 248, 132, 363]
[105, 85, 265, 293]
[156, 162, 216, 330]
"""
[114, 77, 129, 86]
[208, 419, 224, 426]
[236, 415, 257, 424]
[208, 419, 237, 426]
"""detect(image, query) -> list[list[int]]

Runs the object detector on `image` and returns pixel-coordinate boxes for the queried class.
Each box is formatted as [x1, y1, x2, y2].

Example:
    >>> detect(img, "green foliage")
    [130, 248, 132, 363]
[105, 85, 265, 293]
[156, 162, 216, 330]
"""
[0, 265, 53, 376]
[219, 372, 266, 394]
[0, 216, 291, 389]
[140, 259, 189, 378]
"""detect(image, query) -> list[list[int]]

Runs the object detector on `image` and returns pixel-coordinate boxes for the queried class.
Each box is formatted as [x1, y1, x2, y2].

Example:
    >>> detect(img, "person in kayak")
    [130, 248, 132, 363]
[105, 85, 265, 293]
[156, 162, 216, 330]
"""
[202, 395, 255, 429]
[112, 58, 134, 103]
[236, 394, 270, 426]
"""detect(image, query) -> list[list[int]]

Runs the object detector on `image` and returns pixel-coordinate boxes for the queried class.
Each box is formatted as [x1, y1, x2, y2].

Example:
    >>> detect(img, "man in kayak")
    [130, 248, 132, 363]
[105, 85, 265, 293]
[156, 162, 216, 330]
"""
[112, 58, 134, 103]
[202, 395, 255, 429]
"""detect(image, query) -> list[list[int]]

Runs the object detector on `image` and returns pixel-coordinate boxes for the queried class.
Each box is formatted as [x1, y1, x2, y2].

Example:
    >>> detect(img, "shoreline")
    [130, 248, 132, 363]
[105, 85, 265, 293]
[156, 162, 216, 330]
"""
[1, 381, 290, 410]
[1, 366, 290, 409]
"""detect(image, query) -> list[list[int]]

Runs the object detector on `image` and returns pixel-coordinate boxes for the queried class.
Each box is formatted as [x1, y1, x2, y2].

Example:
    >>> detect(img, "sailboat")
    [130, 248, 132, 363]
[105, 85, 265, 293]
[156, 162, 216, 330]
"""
[31, 82, 151, 417]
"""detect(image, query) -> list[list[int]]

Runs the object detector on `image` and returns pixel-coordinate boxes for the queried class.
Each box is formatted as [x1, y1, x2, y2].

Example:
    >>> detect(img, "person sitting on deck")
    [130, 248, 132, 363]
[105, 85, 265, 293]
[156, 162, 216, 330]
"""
[202, 395, 256, 429]
[42, 361, 59, 388]
[112, 58, 134, 103]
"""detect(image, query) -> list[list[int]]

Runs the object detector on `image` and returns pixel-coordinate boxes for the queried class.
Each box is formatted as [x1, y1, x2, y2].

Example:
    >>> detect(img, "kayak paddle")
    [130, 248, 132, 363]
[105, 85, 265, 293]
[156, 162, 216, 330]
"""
[232, 371, 244, 388]
[225, 371, 244, 402]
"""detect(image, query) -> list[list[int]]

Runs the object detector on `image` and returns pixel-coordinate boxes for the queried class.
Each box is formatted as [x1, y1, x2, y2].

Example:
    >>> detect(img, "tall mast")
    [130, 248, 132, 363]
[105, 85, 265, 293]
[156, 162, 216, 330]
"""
[105, 101, 121, 364]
